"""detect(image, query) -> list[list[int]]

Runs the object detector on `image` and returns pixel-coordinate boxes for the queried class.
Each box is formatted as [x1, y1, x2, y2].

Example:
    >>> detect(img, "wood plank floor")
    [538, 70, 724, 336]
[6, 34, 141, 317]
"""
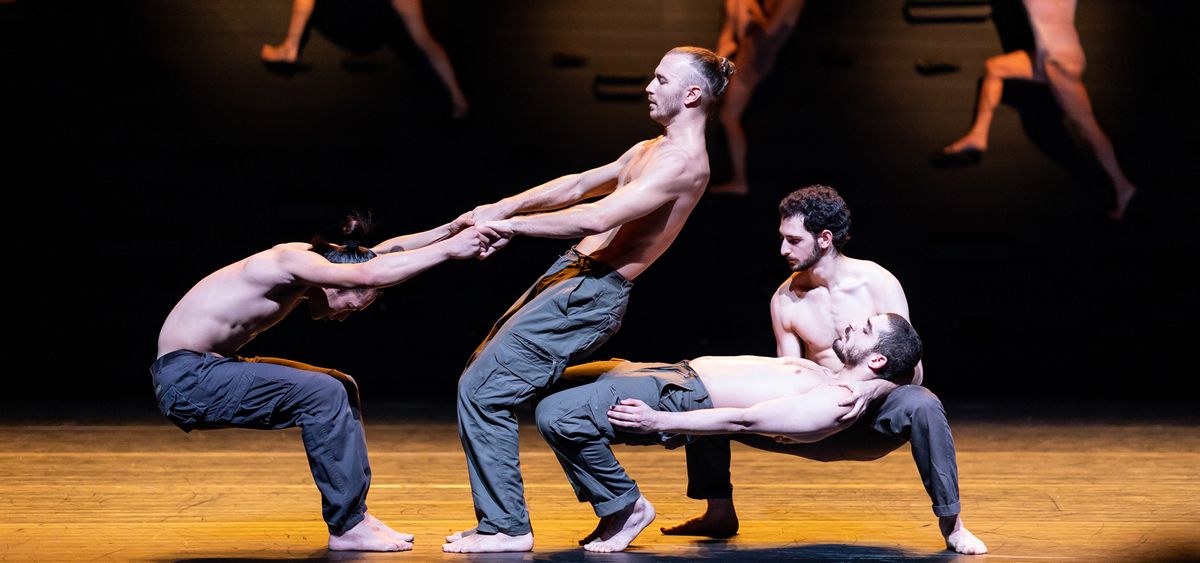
[2, 411, 1197, 561]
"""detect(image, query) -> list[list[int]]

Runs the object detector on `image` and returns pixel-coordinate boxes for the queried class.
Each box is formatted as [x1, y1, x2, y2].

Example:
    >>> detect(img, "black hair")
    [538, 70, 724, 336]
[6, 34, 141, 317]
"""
[311, 211, 378, 264]
[778, 185, 852, 251]
[872, 313, 923, 380]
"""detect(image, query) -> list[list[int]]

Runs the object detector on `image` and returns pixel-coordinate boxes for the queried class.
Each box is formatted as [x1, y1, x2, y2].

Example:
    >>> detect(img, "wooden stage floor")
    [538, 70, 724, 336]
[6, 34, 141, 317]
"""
[2, 403, 1197, 562]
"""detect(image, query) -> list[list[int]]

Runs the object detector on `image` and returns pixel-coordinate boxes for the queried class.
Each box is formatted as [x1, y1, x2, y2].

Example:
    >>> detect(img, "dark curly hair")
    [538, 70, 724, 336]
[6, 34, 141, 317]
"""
[310, 211, 378, 264]
[778, 185, 852, 251]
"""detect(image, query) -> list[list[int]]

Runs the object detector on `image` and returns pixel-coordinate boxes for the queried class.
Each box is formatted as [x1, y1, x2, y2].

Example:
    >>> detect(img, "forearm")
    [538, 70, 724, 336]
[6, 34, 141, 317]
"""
[498, 174, 593, 216]
[372, 222, 455, 254]
[654, 408, 756, 435]
[508, 203, 614, 239]
[363, 240, 457, 287]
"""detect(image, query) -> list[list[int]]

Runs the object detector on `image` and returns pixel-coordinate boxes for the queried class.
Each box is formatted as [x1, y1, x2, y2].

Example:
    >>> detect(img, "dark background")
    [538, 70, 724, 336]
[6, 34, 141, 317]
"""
[3, 0, 1197, 413]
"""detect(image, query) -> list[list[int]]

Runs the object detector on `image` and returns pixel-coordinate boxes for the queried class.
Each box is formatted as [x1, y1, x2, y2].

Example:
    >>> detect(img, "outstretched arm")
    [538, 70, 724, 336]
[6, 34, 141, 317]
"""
[274, 228, 484, 289]
[480, 152, 699, 240]
[371, 220, 466, 255]
[463, 142, 647, 224]
[608, 385, 853, 442]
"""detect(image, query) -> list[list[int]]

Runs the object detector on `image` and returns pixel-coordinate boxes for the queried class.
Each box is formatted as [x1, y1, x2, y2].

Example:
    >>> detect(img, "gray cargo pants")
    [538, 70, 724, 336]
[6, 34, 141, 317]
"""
[150, 350, 371, 535]
[684, 384, 962, 516]
[457, 248, 633, 535]
[534, 361, 712, 516]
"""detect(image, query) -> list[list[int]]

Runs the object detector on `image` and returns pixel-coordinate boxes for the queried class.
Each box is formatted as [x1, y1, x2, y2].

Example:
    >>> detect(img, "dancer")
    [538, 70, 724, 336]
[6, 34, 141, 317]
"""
[535, 313, 922, 552]
[941, 0, 1136, 219]
[442, 46, 735, 553]
[152, 215, 485, 551]
[261, 0, 469, 117]
[665, 186, 987, 554]
[708, 0, 806, 196]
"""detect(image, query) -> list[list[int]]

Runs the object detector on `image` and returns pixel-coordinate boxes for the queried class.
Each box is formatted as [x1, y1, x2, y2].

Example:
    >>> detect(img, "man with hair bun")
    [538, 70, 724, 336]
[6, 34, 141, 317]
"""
[441, 46, 734, 553]
[151, 214, 485, 552]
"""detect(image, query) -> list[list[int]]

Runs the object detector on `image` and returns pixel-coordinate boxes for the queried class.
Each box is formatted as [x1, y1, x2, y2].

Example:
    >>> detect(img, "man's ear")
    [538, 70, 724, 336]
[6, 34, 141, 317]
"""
[818, 229, 834, 250]
[867, 353, 888, 373]
[685, 84, 703, 107]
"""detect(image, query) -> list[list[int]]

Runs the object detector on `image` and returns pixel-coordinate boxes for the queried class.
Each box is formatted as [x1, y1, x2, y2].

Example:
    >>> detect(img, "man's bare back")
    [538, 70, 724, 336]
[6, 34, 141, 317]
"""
[157, 244, 313, 358]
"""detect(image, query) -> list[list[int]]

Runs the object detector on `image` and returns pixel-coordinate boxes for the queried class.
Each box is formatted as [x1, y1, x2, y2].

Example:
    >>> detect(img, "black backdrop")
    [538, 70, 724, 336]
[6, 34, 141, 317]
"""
[3, 0, 1197, 411]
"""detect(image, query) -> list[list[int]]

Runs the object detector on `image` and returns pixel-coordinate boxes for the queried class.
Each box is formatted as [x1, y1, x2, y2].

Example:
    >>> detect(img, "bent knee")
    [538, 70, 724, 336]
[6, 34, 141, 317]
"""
[888, 385, 945, 416]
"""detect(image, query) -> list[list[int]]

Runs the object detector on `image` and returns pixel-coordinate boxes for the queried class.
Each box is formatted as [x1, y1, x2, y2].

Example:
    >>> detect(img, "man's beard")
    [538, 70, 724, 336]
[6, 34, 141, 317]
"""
[832, 337, 868, 367]
[790, 243, 823, 272]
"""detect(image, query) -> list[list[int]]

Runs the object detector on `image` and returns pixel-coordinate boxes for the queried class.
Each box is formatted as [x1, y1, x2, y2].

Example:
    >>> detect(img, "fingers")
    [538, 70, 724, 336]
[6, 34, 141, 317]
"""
[619, 398, 647, 407]
[838, 397, 867, 422]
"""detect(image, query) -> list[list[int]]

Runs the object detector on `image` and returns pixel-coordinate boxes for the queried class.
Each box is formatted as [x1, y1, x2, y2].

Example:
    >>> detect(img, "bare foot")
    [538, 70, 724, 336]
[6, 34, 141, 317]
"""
[940, 514, 988, 555]
[1108, 182, 1137, 221]
[364, 513, 414, 543]
[583, 496, 656, 553]
[943, 135, 987, 155]
[329, 518, 410, 552]
[578, 515, 612, 546]
[261, 42, 299, 64]
[445, 526, 475, 543]
[708, 180, 749, 196]
[441, 531, 532, 553]
[660, 499, 738, 538]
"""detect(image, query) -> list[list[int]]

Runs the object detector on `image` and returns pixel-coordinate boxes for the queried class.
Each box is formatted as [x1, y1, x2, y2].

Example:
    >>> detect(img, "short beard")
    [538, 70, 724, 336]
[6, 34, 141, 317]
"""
[832, 337, 868, 367]
[790, 243, 824, 272]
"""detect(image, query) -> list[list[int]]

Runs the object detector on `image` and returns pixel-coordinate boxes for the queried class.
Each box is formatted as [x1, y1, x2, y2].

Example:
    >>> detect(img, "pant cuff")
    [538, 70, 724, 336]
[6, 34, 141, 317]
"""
[328, 506, 367, 536]
[594, 485, 641, 517]
[686, 485, 733, 500]
[479, 519, 532, 536]
[933, 501, 961, 517]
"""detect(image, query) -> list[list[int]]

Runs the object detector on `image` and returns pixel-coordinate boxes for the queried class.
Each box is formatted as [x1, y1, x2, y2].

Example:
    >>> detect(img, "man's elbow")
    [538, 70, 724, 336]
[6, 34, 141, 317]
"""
[578, 212, 618, 235]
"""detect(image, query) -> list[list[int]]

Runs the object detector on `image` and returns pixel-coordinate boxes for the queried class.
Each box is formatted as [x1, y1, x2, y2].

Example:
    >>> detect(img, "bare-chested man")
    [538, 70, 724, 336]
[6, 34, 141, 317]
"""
[667, 185, 988, 554]
[533, 313, 922, 552]
[440, 47, 736, 553]
[940, 0, 1136, 220]
[151, 215, 485, 552]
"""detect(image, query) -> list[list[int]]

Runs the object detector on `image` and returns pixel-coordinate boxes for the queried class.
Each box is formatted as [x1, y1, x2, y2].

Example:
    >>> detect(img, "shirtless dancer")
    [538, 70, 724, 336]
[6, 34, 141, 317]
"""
[441, 47, 735, 553]
[942, 0, 1136, 219]
[534, 313, 922, 552]
[667, 185, 988, 554]
[708, 0, 806, 196]
[152, 215, 484, 551]
[261, 0, 469, 118]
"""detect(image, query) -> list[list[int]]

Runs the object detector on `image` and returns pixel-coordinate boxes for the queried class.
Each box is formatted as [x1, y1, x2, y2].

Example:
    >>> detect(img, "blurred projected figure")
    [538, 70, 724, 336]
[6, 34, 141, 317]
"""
[708, 0, 806, 196]
[941, 0, 1136, 220]
[261, 0, 469, 118]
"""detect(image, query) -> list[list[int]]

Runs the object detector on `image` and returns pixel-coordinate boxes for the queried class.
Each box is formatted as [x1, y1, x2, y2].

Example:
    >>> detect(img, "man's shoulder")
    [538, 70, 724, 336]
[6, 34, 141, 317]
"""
[843, 256, 903, 288]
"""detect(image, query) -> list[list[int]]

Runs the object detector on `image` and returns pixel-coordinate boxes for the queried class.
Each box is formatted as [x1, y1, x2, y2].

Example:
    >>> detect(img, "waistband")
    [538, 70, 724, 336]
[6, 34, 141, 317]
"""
[563, 247, 633, 287]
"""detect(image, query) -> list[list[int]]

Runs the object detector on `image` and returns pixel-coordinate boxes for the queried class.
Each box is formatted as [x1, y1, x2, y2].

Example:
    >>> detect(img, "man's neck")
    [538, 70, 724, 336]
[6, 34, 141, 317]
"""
[662, 113, 707, 146]
[799, 251, 847, 289]
[835, 364, 878, 382]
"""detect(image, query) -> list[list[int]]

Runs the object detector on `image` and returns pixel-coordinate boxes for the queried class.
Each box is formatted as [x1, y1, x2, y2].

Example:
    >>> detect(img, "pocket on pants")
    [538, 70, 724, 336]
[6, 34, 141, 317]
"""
[158, 387, 204, 433]
[197, 370, 253, 424]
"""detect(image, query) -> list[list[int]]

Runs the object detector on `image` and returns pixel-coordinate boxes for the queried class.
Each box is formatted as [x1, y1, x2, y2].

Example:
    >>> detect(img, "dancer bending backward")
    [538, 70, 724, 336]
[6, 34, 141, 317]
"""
[443, 46, 736, 553]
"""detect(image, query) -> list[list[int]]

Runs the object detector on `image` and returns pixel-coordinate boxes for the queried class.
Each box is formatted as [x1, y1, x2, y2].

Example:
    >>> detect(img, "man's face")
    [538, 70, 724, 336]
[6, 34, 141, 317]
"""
[779, 215, 824, 272]
[646, 53, 693, 124]
[832, 314, 890, 367]
[311, 288, 379, 322]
